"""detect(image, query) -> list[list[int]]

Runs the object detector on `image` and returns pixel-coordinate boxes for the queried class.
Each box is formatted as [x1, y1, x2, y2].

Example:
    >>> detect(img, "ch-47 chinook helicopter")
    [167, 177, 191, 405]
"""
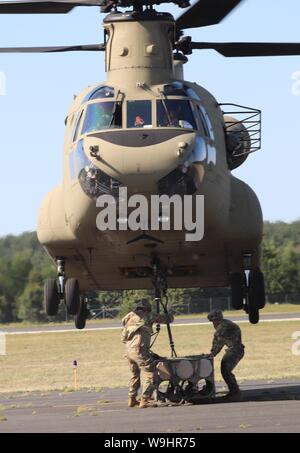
[2, 0, 300, 329]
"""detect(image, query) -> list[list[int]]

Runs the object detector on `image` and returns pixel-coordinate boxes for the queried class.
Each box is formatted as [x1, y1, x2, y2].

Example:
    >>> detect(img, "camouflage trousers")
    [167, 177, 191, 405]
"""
[221, 348, 245, 392]
[126, 347, 156, 399]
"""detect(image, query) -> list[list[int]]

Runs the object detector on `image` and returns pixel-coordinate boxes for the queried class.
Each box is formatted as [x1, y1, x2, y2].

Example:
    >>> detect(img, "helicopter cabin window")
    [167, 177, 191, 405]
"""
[127, 100, 152, 128]
[157, 100, 197, 130]
[81, 102, 122, 134]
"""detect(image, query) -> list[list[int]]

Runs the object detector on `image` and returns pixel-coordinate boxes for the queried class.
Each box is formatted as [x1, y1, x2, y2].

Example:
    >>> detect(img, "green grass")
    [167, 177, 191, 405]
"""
[179, 303, 300, 319]
[0, 320, 300, 394]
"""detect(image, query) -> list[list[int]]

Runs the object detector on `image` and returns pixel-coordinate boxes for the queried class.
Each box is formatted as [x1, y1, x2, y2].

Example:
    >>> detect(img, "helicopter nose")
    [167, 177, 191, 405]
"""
[84, 130, 195, 188]
[121, 138, 193, 177]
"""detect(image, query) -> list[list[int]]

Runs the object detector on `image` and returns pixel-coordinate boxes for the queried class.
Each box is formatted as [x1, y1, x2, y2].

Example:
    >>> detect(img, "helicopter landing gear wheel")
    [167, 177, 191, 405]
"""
[56, 258, 66, 298]
[44, 279, 60, 316]
[44, 257, 66, 317]
[75, 298, 88, 330]
[246, 292, 260, 325]
[65, 278, 80, 315]
[230, 273, 244, 310]
[245, 268, 265, 324]
[242, 254, 261, 324]
[249, 268, 266, 310]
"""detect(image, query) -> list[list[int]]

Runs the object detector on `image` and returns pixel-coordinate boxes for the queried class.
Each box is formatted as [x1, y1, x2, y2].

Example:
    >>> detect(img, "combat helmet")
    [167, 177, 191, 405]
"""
[207, 309, 224, 322]
[135, 299, 152, 313]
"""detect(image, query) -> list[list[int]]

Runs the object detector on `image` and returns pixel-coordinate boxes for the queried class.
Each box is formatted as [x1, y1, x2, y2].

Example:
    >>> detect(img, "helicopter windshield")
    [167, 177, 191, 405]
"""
[157, 100, 197, 130]
[82, 102, 122, 134]
[127, 100, 152, 128]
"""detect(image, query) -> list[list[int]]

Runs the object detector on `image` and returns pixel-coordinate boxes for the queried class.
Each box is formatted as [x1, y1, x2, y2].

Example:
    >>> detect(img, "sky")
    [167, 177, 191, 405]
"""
[0, 0, 300, 236]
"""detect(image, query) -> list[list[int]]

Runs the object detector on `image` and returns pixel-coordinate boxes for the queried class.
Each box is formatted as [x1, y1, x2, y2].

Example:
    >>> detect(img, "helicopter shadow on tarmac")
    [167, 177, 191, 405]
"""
[190, 383, 300, 406]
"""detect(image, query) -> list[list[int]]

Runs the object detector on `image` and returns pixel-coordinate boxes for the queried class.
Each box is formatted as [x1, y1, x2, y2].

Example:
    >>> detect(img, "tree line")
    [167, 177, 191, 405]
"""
[0, 220, 300, 323]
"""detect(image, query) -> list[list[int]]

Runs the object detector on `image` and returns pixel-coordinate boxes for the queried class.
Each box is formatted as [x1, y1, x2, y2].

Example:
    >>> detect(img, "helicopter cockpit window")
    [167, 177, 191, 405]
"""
[196, 105, 215, 140]
[82, 86, 115, 104]
[163, 82, 187, 97]
[71, 110, 84, 143]
[162, 82, 201, 101]
[88, 86, 115, 101]
[127, 100, 152, 128]
[81, 102, 122, 134]
[157, 100, 197, 130]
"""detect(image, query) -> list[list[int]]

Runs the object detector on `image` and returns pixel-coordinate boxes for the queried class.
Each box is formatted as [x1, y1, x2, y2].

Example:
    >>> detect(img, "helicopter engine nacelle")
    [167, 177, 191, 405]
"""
[224, 115, 251, 170]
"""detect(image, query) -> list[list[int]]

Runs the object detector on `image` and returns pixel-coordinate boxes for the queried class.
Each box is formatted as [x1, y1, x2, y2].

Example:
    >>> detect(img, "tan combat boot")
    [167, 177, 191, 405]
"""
[139, 397, 157, 408]
[128, 396, 139, 407]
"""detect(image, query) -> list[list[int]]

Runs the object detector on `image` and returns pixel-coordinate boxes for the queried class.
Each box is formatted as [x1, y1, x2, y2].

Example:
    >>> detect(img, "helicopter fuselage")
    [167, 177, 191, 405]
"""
[37, 10, 263, 291]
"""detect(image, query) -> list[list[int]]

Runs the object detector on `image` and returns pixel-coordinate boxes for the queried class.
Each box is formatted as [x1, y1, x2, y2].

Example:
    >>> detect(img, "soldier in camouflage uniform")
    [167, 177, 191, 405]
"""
[122, 299, 174, 408]
[207, 309, 245, 399]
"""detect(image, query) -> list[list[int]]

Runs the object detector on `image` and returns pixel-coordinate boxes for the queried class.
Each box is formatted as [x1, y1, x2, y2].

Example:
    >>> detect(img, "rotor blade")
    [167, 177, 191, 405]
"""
[191, 42, 300, 57]
[0, 1, 100, 14]
[176, 0, 243, 30]
[0, 43, 105, 52]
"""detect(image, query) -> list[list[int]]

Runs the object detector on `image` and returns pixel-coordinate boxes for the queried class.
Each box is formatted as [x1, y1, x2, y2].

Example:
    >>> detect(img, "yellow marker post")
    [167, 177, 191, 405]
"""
[73, 360, 78, 391]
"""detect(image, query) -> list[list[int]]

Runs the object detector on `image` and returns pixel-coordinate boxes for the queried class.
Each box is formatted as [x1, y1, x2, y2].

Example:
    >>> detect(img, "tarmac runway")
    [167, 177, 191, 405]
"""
[2, 312, 300, 335]
[0, 380, 300, 433]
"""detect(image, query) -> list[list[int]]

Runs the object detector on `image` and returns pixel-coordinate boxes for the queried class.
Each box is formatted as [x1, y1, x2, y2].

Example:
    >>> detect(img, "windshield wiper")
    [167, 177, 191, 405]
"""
[109, 102, 120, 128]
[161, 99, 172, 127]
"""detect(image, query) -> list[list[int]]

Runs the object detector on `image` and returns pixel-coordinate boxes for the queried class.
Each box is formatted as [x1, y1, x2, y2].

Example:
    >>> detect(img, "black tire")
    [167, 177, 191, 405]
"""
[249, 268, 266, 310]
[44, 279, 60, 316]
[230, 273, 244, 310]
[75, 299, 87, 330]
[247, 293, 260, 325]
[65, 278, 80, 315]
